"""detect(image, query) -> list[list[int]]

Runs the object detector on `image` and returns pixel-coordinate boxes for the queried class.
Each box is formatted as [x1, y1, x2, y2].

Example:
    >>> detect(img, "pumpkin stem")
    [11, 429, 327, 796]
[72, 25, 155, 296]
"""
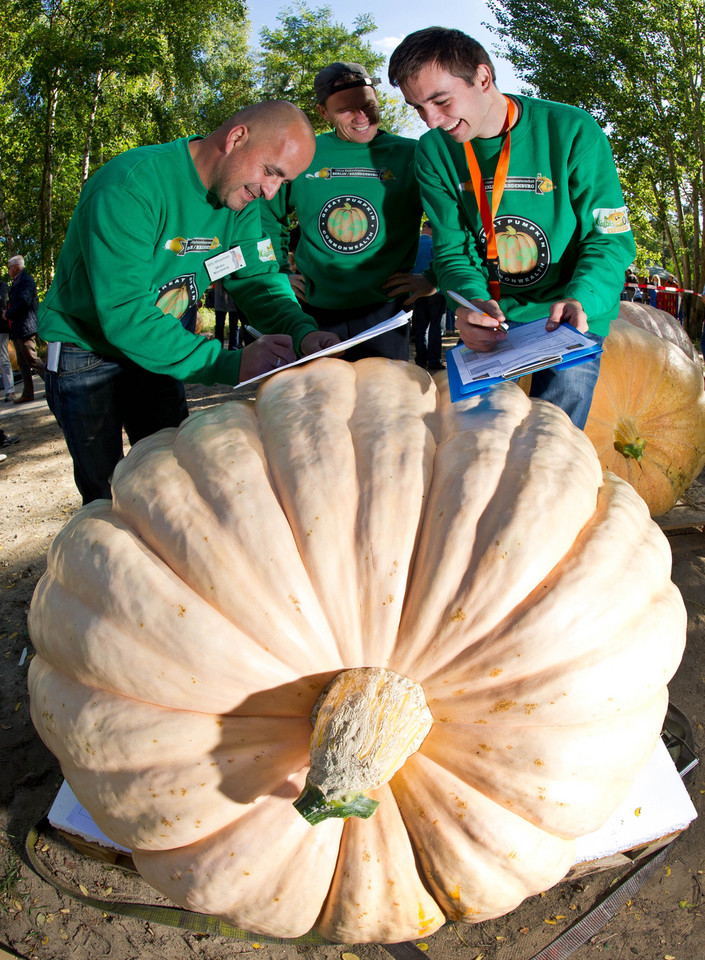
[293, 783, 379, 825]
[613, 416, 646, 462]
[294, 667, 433, 825]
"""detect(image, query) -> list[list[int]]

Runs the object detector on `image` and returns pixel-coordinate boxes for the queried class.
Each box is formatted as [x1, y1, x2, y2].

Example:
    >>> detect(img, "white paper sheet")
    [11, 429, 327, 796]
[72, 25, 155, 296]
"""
[233, 310, 413, 392]
[453, 319, 599, 385]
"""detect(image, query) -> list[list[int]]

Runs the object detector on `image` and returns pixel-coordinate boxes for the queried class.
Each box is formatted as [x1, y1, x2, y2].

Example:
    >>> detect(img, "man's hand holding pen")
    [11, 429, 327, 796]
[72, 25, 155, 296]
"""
[449, 291, 508, 354]
[237, 325, 343, 382]
[238, 334, 297, 382]
[452, 291, 589, 352]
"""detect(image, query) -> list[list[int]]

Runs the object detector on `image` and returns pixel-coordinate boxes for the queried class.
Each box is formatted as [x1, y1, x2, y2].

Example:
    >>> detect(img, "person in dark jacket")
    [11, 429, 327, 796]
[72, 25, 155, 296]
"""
[6, 255, 45, 403]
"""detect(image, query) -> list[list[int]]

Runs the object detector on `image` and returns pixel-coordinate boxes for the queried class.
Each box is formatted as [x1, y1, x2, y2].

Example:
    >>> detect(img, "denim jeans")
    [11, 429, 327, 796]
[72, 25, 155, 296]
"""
[506, 321, 604, 430]
[412, 292, 445, 367]
[0, 333, 13, 397]
[46, 344, 188, 504]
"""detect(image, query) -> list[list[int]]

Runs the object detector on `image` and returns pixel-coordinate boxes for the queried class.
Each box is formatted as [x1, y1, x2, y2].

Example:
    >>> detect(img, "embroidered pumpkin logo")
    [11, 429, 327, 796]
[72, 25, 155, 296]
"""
[156, 274, 199, 319]
[319, 195, 379, 254]
[157, 285, 190, 318]
[497, 224, 539, 274]
[328, 203, 368, 243]
[481, 216, 550, 288]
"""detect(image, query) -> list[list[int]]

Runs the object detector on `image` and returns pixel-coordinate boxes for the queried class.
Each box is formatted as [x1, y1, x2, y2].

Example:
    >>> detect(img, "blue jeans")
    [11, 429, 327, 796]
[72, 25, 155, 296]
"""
[46, 344, 188, 504]
[506, 321, 604, 430]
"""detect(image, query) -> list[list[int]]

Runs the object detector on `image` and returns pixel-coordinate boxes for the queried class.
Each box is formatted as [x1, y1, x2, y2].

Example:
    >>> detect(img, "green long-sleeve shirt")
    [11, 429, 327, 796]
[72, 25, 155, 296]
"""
[260, 130, 424, 310]
[415, 95, 636, 336]
[39, 136, 318, 384]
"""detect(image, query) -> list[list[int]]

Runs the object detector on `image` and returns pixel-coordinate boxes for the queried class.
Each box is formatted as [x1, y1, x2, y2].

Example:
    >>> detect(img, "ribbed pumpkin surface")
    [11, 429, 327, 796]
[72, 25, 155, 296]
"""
[28, 359, 685, 943]
[585, 318, 705, 517]
[618, 301, 699, 363]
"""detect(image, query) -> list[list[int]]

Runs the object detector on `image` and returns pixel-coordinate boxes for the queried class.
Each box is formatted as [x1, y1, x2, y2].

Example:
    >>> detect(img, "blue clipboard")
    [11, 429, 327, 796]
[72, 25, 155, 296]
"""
[446, 323, 603, 403]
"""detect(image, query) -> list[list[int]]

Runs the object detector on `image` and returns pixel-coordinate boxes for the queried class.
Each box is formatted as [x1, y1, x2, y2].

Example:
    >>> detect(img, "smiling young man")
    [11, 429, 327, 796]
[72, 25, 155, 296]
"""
[260, 62, 435, 361]
[388, 27, 636, 427]
[39, 100, 338, 503]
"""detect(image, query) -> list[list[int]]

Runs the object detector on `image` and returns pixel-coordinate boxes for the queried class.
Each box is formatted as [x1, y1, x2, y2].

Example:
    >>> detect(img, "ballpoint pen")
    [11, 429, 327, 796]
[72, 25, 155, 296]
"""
[448, 290, 509, 331]
[243, 324, 289, 367]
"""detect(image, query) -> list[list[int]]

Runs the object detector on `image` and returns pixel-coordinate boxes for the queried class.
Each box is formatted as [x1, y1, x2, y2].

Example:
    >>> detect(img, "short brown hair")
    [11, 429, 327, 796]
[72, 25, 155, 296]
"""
[388, 27, 496, 89]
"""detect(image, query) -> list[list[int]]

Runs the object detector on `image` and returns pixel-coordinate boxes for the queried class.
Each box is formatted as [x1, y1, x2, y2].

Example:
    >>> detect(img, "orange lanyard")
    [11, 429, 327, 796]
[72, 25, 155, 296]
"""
[463, 96, 515, 301]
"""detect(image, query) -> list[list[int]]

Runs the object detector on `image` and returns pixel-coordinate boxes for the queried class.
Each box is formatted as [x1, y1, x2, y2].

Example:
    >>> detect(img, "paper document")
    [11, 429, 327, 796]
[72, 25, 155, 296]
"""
[234, 310, 412, 392]
[447, 319, 602, 402]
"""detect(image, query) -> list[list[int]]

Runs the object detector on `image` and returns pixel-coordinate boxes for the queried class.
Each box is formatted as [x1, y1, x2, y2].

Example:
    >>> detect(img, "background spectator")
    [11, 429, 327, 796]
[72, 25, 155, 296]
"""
[6, 255, 45, 404]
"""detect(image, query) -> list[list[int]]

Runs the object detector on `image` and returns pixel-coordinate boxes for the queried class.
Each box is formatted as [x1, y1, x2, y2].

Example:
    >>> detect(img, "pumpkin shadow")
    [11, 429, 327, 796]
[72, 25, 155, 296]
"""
[210, 670, 337, 807]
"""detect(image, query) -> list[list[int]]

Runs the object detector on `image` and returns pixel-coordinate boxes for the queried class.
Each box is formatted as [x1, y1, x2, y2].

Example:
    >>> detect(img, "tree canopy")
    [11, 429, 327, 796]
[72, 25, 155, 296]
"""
[2, 0, 416, 288]
[489, 0, 705, 293]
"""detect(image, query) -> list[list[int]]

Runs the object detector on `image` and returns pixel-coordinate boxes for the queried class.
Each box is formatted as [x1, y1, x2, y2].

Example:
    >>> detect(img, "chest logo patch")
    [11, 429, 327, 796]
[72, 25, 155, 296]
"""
[319, 196, 379, 254]
[460, 173, 554, 196]
[164, 236, 220, 256]
[307, 166, 394, 182]
[480, 216, 551, 287]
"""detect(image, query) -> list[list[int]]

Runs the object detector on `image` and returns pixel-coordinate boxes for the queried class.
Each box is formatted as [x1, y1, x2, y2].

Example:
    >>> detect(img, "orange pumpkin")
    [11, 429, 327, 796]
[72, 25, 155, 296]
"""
[585, 318, 705, 517]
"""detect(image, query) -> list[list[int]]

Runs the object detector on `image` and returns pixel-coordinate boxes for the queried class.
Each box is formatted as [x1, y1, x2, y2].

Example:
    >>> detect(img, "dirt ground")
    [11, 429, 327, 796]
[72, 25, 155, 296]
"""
[0, 360, 703, 960]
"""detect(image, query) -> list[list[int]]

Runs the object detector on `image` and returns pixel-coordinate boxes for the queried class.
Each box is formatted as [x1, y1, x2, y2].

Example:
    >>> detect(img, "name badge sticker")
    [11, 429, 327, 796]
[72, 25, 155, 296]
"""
[205, 246, 246, 281]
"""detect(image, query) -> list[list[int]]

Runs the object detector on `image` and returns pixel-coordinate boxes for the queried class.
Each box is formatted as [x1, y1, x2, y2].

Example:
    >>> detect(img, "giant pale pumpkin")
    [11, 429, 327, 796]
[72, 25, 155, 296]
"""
[28, 360, 685, 943]
[585, 317, 705, 518]
[618, 301, 699, 364]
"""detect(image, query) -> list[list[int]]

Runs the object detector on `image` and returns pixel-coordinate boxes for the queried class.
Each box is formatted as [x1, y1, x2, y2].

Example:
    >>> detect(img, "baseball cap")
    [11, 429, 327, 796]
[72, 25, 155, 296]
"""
[314, 62, 381, 104]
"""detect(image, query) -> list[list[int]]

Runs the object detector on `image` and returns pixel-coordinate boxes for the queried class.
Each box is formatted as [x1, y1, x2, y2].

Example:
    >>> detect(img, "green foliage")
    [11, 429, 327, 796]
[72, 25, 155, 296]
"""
[258, 2, 383, 129]
[1, 0, 254, 286]
[257, 2, 414, 134]
[0, 0, 417, 288]
[489, 0, 705, 291]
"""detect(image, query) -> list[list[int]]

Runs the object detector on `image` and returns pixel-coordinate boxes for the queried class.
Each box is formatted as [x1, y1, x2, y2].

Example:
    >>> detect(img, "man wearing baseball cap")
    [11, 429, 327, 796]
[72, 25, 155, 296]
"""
[260, 62, 436, 362]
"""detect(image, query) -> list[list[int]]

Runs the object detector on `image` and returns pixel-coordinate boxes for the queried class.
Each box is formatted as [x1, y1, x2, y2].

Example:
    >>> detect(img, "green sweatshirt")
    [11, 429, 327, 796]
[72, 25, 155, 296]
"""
[415, 95, 636, 336]
[38, 136, 318, 385]
[260, 130, 423, 310]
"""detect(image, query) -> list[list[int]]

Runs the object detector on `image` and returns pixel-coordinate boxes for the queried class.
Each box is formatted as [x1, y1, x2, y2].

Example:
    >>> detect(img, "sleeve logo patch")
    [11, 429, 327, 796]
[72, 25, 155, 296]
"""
[594, 207, 631, 234]
[257, 239, 277, 262]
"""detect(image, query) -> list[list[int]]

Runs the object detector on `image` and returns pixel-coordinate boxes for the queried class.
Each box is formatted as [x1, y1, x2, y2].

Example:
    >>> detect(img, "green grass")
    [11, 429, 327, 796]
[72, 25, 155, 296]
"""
[0, 843, 24, 909]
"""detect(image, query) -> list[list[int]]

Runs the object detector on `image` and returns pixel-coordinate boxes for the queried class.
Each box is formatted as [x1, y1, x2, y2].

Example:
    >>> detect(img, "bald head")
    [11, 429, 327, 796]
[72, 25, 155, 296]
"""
[191, 100, 316, 210]
[226, 100, 315, 144]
